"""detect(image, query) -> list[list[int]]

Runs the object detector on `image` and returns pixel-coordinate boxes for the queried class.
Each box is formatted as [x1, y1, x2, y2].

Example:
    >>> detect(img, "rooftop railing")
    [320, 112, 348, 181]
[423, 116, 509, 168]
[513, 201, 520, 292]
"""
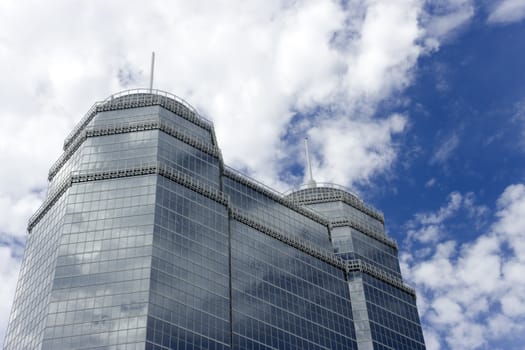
[50, 116, 220, 182]
[284, 182, 360, 198]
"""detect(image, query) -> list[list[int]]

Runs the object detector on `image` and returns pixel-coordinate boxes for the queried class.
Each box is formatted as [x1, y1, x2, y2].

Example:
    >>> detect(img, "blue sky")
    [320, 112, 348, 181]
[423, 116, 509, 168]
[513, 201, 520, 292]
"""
[1, 1, 525, 349]
[371, 11, 525, 349]
[377, 15, 525, 237]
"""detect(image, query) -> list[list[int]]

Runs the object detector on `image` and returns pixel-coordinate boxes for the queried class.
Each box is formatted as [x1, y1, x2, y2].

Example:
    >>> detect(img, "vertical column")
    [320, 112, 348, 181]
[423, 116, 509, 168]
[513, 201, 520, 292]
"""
[348, 274, 373, 350]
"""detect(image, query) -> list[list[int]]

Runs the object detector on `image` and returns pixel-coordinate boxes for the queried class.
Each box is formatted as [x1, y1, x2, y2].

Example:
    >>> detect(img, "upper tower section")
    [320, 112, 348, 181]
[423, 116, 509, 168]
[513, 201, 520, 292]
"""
[63, 89, 215, 150]
[46, 89, 222, 194]
[286, 183, 401, 277]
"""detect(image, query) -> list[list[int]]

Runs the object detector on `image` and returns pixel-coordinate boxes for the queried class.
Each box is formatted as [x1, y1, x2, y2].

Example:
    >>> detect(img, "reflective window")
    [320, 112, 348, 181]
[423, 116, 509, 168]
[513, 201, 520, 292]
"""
[231, 221, 357, 350]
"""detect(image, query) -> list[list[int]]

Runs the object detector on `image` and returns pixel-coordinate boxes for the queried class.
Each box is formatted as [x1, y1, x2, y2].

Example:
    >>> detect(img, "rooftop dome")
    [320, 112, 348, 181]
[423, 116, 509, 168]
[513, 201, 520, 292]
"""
[285, 183, 384, 222]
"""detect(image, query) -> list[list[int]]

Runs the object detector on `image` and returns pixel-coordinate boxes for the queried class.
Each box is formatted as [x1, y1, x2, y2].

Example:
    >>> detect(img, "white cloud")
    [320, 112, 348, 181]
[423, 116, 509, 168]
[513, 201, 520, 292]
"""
[404, 191, 475, 245]
[430, 132, 460, 165]
[488, 0, 525, 24]
[425, 177, 437, 188]
[402, 184, 525, 349]
[422, 327, 442, 350]
[344, 0, 423, 102]
[0, 194, 43, 238]
[421, 0, 475, 49]
[511, 98, 525, 151]
[464, 192, 489, 219]
[308, 113, 407, 187]
[416, 191, 462, 224]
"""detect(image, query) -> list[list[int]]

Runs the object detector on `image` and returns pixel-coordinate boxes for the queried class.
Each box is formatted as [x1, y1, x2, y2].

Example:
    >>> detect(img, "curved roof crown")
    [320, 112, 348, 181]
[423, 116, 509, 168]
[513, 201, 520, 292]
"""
[285, 183, 384, 222]
[63, 89, 212, 150]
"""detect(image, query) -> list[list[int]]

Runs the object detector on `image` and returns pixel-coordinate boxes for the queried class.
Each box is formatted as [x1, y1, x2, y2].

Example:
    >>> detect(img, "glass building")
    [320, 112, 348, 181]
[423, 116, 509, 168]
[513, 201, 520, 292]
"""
[4, 89, 426, 350]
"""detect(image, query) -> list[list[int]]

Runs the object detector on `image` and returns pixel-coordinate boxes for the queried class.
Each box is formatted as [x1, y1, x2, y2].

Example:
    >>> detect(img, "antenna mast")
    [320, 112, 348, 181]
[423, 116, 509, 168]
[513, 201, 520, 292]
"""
[149, 51, 155, 92]
[304, 138, 317, 188]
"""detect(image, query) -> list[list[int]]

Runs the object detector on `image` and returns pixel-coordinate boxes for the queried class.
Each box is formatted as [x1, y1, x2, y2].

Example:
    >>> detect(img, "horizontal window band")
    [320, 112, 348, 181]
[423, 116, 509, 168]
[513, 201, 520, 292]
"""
[224, 167, 330, 228]
[231, 209, 415, 297]
[156, 163, 229, 206]
[341, 252, 402, 278]
[330, 219, 398, 250]
[27, 176, 73, 233]
[346, 259, 416, 297]
[48, 118, 221, 182]
[30, 162, 228, 232]
[231, 208, 347, 270]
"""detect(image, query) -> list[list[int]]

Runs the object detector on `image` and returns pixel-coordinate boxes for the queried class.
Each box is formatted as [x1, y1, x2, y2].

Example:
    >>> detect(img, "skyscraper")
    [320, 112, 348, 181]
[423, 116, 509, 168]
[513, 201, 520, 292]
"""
[4, 89, 426, 350]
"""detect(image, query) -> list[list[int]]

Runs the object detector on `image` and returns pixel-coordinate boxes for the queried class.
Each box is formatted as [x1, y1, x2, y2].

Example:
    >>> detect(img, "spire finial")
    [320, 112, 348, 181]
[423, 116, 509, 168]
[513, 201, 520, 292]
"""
[304, 137, 317, 188]
[149, 51, 155, 92]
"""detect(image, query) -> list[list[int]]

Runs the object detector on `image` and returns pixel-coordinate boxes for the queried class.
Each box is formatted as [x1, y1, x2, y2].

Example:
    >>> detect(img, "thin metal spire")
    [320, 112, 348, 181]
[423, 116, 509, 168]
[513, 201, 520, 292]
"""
[149, 51, 155, 92]
[304, 137, 316, 188]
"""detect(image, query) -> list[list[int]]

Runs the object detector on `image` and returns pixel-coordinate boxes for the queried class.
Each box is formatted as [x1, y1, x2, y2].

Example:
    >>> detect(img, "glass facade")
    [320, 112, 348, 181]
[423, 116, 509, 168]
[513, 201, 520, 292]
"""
[4, 89, 425, 350]
[231, 222, 357, 350]
[147, 178, 230, 350]
[42, 176, 155, 349]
